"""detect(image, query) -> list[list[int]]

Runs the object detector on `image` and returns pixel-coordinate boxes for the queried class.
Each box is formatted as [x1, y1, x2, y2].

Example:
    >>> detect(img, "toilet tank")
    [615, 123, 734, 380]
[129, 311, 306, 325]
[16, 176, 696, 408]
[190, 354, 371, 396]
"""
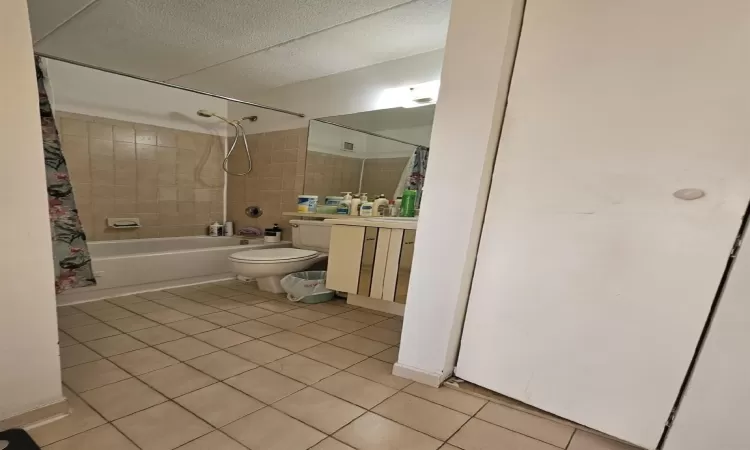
[290, 220, 331, 252]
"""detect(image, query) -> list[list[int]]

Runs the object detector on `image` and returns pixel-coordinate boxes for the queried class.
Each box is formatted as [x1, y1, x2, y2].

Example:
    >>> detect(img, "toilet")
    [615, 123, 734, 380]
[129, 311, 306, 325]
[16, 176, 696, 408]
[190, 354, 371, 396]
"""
[229, 220, 331, 294]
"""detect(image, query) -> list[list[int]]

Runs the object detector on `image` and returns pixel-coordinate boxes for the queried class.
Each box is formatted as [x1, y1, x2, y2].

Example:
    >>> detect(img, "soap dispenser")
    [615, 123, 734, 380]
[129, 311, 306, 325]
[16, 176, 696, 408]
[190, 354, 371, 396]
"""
[338, 192, 352, 214]
[349, 194, 361, 216]
[373, 194, 389, 217]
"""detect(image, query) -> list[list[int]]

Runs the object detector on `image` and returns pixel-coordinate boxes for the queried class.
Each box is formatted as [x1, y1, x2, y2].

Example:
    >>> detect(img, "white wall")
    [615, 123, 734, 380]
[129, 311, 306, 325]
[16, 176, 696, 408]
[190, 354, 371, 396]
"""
[0, 0, 65, 421]
[307, 120, 417, 159]
[229, 50, 444, 133]
[45, 59, 230, 135]
[378, 124, 432, 147]
[394, 0, 525, 383]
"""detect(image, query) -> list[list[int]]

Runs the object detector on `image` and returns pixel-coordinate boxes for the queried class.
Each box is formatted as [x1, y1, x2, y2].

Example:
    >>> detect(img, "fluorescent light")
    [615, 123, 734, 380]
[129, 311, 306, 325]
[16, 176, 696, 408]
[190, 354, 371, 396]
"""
[377, 80, 441, 109]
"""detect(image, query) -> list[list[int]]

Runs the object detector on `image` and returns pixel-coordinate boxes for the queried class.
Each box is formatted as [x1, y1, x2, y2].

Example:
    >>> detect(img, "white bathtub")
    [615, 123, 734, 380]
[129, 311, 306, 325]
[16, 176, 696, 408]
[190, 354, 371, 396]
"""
[57, 236, 291, 305]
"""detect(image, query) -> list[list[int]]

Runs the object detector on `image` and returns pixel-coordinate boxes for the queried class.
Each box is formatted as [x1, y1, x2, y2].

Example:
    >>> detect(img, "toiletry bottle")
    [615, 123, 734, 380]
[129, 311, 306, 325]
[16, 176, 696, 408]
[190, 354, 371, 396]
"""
[373, 194, 389, 217]
[349, 194, 361, 216]
[224, 221, 234, 236]
[360, 193, 368, 203]
[399, 190, 417, 217]
[394, 196, 402, 217]
[209, 222, 221, 236]
[360, 202, 374, 217]
[337, 192, 352, 214]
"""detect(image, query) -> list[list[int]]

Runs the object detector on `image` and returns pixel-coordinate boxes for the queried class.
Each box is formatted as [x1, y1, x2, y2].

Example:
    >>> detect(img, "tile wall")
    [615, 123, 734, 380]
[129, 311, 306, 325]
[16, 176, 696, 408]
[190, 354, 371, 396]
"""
[59, 112, 225, 240]
[361, 157, 410, 200]
[303, 151, 362, 200]
[225, 128, 308, 235]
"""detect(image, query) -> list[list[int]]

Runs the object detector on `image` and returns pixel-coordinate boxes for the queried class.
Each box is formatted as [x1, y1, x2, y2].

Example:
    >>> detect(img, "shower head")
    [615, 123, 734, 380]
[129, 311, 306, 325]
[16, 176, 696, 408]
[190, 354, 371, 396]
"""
[196, 109, 215, 118]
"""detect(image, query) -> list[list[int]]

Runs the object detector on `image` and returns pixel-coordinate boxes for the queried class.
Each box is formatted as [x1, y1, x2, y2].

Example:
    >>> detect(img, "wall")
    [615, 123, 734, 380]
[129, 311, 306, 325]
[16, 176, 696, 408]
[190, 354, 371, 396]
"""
[378, 124, 433, 147]
[59, 112, 225, 240]
[395, 0, 525, 384]
[46, 59, 230, 135]
[0, 0, 64, 422]
[225, 128, 307, 234]
[361, 157, 411, 199]
[304, 151, 362, 200]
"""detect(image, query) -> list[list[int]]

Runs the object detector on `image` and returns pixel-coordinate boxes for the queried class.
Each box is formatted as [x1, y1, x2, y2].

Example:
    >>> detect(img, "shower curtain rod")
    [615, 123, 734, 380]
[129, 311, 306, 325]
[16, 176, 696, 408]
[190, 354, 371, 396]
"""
[35, 52, 306, 118]
[314, 119, 427, 148]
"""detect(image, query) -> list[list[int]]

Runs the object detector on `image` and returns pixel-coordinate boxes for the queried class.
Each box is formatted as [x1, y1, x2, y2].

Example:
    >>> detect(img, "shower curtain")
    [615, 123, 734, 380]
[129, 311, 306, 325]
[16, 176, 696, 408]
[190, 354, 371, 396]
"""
[404, 146, 429, 208]
[36, 56, 96, 293]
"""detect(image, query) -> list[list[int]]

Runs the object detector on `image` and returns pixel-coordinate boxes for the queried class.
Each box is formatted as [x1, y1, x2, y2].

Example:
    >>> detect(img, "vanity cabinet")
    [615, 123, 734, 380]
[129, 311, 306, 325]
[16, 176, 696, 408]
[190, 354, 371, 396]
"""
[326, 222, 416, 315]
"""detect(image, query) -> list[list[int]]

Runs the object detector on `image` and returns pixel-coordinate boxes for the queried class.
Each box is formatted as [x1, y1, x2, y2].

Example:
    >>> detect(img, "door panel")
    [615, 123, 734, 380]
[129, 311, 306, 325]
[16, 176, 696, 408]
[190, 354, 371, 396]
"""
[455, 0, 750, 448]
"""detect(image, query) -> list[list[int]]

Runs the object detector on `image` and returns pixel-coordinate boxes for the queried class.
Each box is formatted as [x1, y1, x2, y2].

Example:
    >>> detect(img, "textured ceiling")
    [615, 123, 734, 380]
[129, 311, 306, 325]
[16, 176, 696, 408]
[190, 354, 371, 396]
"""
[29, 0, 450, 98]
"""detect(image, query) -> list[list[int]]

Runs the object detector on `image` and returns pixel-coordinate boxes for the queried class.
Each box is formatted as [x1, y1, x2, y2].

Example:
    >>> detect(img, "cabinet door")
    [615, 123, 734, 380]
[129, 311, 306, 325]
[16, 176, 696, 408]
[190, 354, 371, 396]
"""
[326, 225, 366, 293]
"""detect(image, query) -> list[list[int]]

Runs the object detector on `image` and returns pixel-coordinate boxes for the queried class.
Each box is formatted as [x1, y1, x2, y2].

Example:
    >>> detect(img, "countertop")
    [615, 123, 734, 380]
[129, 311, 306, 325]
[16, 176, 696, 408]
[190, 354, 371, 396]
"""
[324, 217, 418, 229]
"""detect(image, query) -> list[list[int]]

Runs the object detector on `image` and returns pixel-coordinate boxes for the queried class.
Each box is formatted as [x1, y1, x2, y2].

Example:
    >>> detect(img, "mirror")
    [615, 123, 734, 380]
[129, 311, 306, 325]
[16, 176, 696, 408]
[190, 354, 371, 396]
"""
[304, 106, 434, 208]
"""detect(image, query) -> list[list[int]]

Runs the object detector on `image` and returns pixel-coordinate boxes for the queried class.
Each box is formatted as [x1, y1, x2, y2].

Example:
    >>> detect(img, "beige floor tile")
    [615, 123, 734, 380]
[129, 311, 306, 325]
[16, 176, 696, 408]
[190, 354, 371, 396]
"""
[58, 313, 100, 330]
[139, 364, 216, 398]
[85, 334, 147, 357]
[275, 387, 365, 434]
[314, 371, 396, 409]
[337, 310, 388, 325]
[60, 344, 101, 368]
[201, 286, 242, 297]
[373, 317, 403, 332]
[255, 300, 299, 313]
[227, 293, 268, 305]
[306, 303, 351, 316]
[201, 311, 248, 326]
[129, 325, 186, 345]
[449, 418, 559, 450]
[225, 367, 304, 404]
[293, 323, 346, 341]
[167, 317, 219, 335]
[157, 299, 220, 316]
[311, 437, 356, 450]
[230, 305, 275, 319]
[346, 358, 411, 389]
[353, 326, 401, 345]
[176, 383, 263, 427]
[63, 359, 131, 393]
[440, 445, 461, 450]
[567, 430, 640, 450]
[110, 347, 179, 375]
[108, 315, 160, 332]
[374, 392, 470, 440]
[284, 308, 330, 322]
[229, 320, 282, 338]
[180, 290, 223, 302]
[156, 337, 219, 361]
[88, 306, 135, 322]
[75, 301, 116, 313]
[476, 402, 575, 448]
[261, 331, 320, 352]
[256, 313, 308, 330]
[222, 407, 325, 450]
[66, 323, 121, 342]
[404, 383, 487, 416]
[137, 290, 178, 301]
[300, 343, 368, 369]
[81, 378, 167, 421]
[373, 346, 399, 364]
[123, 301, 171, 314]
[57, 305, 81, 317]
[226, 340, 291, 365]
[114, 401, 213, 450]
[335, 412, 441, 450]
[58, 330, 78, 347]
[108, 295, 148, 307]
[187, 351, 257, 379]
[29, 390, 105, 446]
[176, 431, 246, 450]
[202, 298, 246, 310]
[165, 286, 200, 296]
[43, 424, 138, 450]
[193, 328, 252, 348]
[145, 308, 193, 324]
[316, 317, 368, 333]
[266, 354, 339, 385]
[329, 334, 390, 356]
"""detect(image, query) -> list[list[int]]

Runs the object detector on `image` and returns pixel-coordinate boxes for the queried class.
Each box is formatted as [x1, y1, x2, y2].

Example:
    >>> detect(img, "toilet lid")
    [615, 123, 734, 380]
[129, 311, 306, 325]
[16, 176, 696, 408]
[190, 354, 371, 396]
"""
[230, 248, 318, 263]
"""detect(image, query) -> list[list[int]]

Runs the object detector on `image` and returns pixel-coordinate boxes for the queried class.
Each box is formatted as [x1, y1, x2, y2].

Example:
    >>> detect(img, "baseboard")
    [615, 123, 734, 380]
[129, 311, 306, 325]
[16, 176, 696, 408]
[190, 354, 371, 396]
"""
[347, 294, 406, 316]
[0, 398, 69, 431]
[393, 362, 447, 387]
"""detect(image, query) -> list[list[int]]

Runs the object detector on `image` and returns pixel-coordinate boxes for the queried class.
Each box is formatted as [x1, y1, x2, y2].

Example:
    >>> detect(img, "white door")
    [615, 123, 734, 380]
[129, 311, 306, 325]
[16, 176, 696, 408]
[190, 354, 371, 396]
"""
[455, 0, 750, 448]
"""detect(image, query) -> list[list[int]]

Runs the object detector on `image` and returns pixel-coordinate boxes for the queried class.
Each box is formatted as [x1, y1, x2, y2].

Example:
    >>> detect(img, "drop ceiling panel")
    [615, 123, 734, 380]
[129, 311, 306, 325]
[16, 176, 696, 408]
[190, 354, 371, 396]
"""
[27, 0, 97, 43]
[33, 0, 413, 80]
[170, 0, 450, 99]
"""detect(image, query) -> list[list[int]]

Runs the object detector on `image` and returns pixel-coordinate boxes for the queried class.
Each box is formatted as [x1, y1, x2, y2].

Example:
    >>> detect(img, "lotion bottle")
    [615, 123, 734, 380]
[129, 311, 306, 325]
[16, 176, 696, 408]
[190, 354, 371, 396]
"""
[349, 194, 361, 216]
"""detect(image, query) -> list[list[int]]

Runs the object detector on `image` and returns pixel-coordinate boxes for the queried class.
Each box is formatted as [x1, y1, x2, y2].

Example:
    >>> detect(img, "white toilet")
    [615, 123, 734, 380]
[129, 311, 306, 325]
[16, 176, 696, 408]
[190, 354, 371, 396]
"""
[229, 220, 331, 294]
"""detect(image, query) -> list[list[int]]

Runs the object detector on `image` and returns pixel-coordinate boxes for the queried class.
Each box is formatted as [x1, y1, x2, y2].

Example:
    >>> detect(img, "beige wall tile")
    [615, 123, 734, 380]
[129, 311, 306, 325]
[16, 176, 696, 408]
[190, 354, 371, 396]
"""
[61, 117, 88, 136]
[89, 122, 113, 141]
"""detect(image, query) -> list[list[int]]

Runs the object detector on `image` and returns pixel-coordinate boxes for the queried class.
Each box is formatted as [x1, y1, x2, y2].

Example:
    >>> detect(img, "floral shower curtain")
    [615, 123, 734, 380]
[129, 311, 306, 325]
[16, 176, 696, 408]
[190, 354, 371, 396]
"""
[404, 146, 429, 208]
[36, 57, 96, 292]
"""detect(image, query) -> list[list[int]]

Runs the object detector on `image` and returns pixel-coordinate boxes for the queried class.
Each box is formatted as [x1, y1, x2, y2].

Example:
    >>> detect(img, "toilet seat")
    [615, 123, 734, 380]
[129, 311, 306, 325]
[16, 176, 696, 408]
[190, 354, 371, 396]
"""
[229, 248, 318, 264]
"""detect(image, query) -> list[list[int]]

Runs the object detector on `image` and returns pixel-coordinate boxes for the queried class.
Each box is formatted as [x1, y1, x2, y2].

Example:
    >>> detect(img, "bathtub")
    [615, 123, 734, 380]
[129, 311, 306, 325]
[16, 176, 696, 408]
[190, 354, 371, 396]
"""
[57, 236, 291, 305]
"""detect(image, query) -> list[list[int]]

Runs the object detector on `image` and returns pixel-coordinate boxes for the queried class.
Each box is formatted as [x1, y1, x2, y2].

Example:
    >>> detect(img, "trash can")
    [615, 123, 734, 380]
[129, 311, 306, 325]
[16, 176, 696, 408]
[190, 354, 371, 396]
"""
[280, 271, 335, 304]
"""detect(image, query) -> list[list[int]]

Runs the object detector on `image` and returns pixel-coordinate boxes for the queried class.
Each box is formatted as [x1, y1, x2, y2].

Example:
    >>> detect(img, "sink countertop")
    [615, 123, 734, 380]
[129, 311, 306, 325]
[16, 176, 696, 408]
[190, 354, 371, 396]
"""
[324, 217, 418, 229]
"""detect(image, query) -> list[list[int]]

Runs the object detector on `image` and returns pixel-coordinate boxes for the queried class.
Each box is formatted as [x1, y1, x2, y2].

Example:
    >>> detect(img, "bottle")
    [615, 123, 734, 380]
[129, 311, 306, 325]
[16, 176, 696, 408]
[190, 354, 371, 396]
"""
[224, 221, 234, 237]
[209, 222, 221, 236]
[360, 193, 368, 203]
[373, 194, 389, 217]
[399, 190, 417, 217]
[337, 192, 352, 214]
[360, 201, 374, 217]
[349, 194, 361, 216]
[394, 196, 402, 216]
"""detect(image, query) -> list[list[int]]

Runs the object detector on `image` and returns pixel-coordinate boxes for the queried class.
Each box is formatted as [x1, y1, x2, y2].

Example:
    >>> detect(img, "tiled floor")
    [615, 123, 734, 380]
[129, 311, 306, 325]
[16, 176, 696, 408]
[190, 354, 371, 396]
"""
[40, 280, 639, 450]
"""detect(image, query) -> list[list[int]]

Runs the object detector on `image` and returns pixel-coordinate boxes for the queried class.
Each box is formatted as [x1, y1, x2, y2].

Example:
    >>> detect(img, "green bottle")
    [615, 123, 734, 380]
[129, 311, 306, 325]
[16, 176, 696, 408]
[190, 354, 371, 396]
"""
[399, 189, 417, 217]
